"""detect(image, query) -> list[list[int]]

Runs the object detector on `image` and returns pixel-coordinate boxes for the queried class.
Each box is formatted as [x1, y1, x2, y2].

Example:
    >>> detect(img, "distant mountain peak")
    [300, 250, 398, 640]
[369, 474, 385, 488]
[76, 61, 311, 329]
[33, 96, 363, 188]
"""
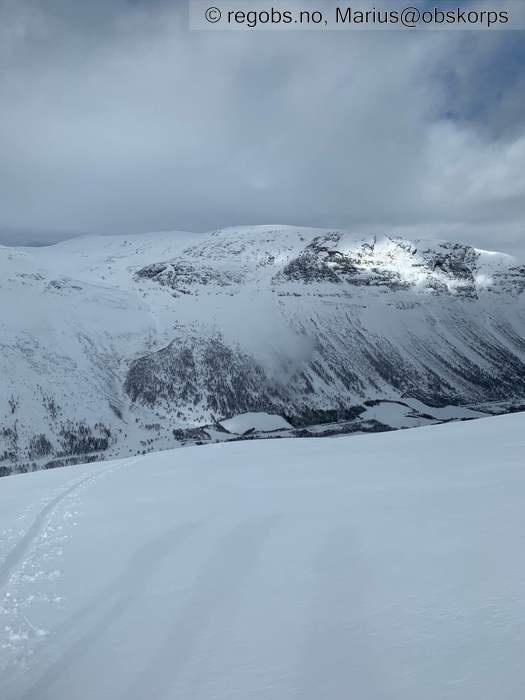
[1, 226, 524, 474]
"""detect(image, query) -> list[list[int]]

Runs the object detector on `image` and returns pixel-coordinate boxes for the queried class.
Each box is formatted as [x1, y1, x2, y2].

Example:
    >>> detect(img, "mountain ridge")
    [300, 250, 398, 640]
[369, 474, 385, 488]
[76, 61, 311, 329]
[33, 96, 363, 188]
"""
[2, 225, 525, 473]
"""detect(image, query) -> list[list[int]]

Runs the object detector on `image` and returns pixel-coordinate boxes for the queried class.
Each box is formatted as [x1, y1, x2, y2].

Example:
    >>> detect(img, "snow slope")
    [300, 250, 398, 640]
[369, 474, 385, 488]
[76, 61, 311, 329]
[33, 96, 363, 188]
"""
[1, 412, 525, 700]
[2, 226, 525, 472]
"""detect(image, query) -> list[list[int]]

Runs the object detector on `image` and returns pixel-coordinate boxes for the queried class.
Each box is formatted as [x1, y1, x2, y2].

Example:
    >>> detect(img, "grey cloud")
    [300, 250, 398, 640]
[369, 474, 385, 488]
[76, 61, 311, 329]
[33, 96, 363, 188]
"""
[0, 1, 524, 256]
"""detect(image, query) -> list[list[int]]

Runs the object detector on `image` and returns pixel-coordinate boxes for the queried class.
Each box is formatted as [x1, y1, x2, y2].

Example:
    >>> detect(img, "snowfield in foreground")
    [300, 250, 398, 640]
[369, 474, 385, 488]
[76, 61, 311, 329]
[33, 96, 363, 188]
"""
[1, 414, 525, 700]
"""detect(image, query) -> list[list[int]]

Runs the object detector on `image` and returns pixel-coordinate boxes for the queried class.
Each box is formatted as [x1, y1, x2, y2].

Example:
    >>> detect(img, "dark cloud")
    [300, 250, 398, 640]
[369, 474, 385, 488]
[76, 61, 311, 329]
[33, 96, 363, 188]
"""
[0, 1, 524, 256]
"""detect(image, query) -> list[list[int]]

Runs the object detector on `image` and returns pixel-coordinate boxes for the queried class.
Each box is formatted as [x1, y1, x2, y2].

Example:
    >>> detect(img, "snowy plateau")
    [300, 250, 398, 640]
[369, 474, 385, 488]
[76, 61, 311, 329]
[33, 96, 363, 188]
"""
[1, 225, 525, 474]
[0, 414, 524, 699]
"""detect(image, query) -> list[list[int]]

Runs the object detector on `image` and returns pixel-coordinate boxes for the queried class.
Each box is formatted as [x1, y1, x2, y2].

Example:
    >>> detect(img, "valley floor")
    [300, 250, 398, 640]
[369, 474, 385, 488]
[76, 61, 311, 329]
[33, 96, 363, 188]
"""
[1, 414, 524, 699]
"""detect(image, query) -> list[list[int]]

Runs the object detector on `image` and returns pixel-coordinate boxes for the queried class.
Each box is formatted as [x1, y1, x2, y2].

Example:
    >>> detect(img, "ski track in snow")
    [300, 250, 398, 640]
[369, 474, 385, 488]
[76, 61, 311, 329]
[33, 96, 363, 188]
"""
[15, 521, 206, 700]
[0, 459, 138, 677]
[1, 414, 525, 700]
[15, 517, 281, 700]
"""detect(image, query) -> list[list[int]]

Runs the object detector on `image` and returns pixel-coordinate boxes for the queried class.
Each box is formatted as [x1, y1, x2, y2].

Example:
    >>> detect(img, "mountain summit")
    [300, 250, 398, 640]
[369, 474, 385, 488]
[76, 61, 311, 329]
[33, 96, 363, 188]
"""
[2, 226, 525, 473]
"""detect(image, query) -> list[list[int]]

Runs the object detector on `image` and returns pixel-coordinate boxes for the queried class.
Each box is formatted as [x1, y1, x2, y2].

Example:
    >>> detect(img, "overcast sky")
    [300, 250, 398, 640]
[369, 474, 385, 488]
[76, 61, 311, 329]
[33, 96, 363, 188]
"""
[0, 0, 524, 255]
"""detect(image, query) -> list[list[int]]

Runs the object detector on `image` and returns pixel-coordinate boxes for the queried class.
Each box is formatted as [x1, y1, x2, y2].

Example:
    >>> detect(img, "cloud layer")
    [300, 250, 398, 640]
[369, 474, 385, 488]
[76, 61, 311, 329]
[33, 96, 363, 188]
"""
[0, 1, 524, 255]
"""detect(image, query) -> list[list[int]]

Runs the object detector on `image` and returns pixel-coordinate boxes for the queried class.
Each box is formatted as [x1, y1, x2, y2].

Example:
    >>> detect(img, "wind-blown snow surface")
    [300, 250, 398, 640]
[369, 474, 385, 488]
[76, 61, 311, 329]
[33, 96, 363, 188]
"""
[2, 225, 525, 472]
[1, 413, 525, 700]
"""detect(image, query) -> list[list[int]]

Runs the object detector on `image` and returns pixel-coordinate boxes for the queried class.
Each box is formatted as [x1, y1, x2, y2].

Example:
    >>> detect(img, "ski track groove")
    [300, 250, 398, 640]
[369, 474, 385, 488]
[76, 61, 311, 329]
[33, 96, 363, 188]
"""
[0, 460, 137, 591]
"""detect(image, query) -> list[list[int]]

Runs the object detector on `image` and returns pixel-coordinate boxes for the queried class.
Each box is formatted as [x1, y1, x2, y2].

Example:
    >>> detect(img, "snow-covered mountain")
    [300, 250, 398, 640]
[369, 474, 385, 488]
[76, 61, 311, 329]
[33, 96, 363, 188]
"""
[2, 225, 525, 473]
[1, 413, 525, 699]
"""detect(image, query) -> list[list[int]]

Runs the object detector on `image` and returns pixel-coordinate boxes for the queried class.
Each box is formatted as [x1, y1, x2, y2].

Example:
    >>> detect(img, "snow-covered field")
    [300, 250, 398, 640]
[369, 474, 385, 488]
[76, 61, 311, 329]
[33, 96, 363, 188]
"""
[1, 413, 524, 699]
[219, 412, 292, 434]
